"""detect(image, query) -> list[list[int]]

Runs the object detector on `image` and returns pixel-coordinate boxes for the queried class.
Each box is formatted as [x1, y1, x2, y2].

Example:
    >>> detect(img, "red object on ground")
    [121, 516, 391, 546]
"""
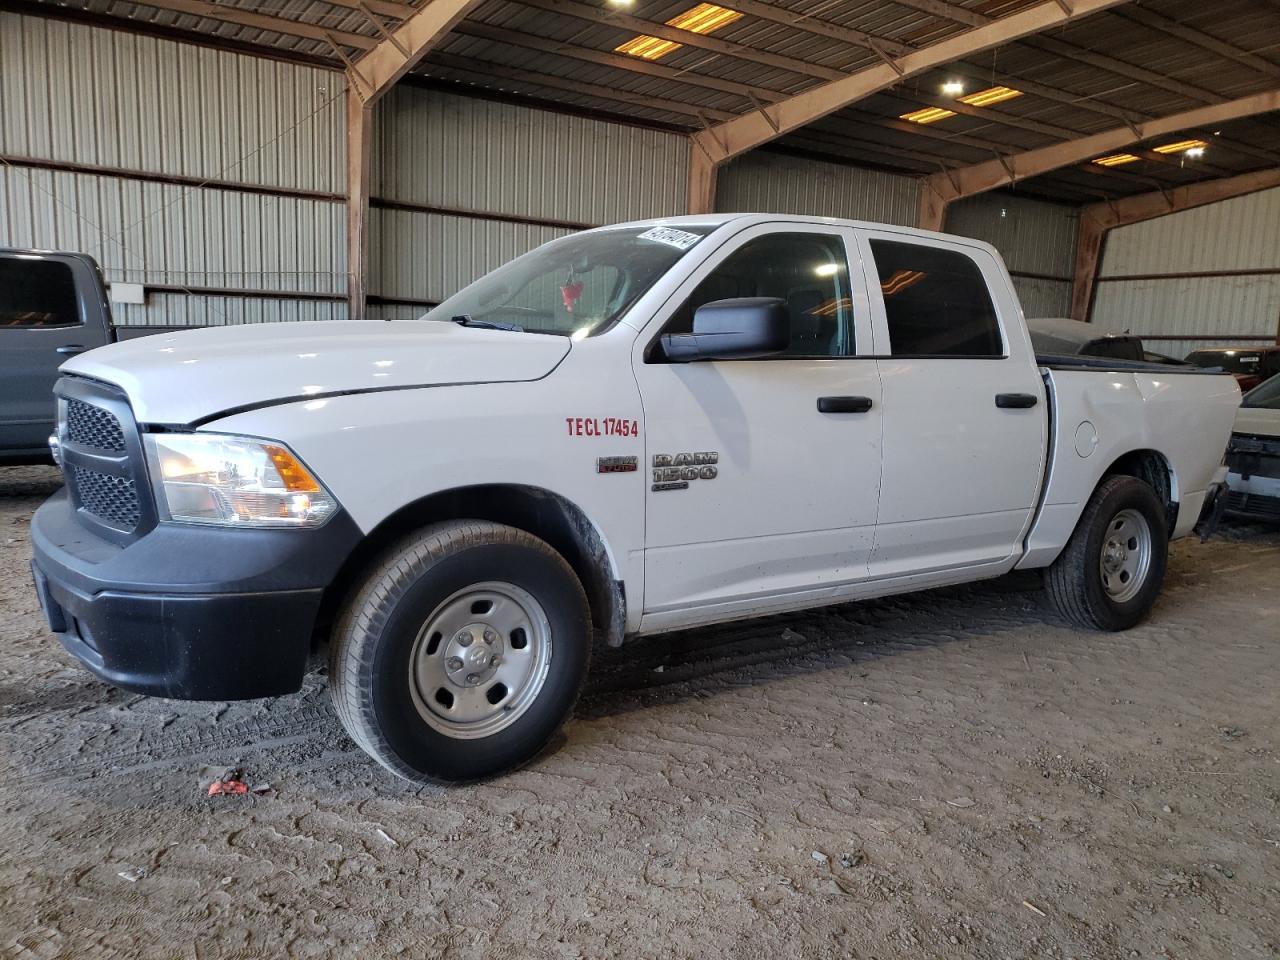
[208, 779, 249, 796]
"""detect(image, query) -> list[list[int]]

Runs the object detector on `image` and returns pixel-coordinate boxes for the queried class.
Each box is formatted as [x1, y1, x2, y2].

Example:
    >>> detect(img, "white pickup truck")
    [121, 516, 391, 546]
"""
[31, 214, 1239, 783]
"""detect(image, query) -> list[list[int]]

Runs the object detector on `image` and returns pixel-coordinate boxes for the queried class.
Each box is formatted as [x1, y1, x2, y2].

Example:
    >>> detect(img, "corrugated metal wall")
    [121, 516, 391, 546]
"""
[716, 152, 920, 226]
[1092, 186, 1280, 356]
[370, 86, 689, 313]
[945, 193, 1077, 318]
[0, 11, 347, 324]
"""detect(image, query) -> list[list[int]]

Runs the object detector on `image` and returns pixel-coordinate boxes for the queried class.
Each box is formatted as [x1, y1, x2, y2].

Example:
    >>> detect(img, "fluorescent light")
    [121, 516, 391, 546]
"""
[615, 3, 743, 60]
[1094, 153, 1141, 167]
[900, 106, 956, 124]
[957, 85, 1022, 107]
[1185, 146, 1206, 159]
[814, 263, 840, 277]
[941, 79, 964, 96]
[1153, 138, 1208, 154]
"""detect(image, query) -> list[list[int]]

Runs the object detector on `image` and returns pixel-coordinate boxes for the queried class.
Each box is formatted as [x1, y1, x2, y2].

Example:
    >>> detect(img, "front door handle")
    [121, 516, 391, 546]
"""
[995, 392, 1038, 409]
[817, 396, 873, 414]
[56, 344, 87, 355]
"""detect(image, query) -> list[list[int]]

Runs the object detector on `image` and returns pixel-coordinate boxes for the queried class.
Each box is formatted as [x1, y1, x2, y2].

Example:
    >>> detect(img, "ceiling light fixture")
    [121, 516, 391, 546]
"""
[900, 106, 956, 124]
[1093, 153, 1141, 166]
[1152, 138, 1209, 155]
[615, 2, 743, 60]
[941, 79, 965, 96]
[957, 85, 1023, 107]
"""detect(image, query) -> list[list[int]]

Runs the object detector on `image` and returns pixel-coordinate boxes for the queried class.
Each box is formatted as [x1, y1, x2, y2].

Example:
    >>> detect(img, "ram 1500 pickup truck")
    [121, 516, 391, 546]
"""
[1, 248, 183, 464]
[30, 214, 1240, 783]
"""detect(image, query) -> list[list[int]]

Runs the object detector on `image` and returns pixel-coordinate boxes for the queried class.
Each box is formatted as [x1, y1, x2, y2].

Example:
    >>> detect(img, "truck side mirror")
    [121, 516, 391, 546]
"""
[660, 297, 790, 362]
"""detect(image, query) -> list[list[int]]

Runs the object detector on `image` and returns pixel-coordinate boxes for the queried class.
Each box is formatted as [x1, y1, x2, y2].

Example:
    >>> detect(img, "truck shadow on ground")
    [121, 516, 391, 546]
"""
[579, 569, 1052, 719]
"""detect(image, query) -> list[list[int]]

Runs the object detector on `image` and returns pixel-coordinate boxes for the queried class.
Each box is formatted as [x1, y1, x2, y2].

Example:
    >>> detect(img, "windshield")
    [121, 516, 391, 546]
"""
[1243, 374, 1280, 409]
[422, 225, 713, 337]
[1186, 350, 1263, 373]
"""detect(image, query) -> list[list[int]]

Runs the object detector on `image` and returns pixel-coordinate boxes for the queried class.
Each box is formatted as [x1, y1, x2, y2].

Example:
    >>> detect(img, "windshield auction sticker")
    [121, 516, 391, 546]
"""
[638, 226, 702, 251]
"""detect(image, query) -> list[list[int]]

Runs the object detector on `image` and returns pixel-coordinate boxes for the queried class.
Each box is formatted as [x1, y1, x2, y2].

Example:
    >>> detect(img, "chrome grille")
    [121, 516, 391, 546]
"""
[69, 465, 142, 528]
[65, 397, 126, 451]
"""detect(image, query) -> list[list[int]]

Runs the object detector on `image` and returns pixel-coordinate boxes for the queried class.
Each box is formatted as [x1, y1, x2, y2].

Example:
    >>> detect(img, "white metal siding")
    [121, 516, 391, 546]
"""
[1, 11, 346, 325]
[370, 86, 689, 304]
[374, 86, 687, 225]
[1092, 185, 1280, 356]
[1, 166, 344, 296]
[372, 207, 567, 305]
[945, 193, 1078, 282]
[111, 293, 345, 327]
[1098, 187, 1280, 277]
[1011, 276, 1071, 319]
[1, 12, 344, 193]
[715, 152, 919, 226]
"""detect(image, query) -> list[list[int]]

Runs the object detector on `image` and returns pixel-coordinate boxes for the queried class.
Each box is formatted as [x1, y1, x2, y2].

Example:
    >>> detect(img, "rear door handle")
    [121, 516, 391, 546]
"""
[995, 392, 1038, 409]
[56, 344, 87, 355]
[817, 396, 873, 414]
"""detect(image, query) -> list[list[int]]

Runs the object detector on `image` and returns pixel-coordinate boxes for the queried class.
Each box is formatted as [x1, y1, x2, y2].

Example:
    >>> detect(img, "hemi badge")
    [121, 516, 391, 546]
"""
[597, 455, 638, 474]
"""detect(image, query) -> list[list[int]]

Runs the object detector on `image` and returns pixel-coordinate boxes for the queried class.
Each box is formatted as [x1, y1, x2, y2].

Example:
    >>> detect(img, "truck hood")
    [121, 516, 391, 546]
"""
[61, 320, 572, 424]
[1234, 405, 1280, 439]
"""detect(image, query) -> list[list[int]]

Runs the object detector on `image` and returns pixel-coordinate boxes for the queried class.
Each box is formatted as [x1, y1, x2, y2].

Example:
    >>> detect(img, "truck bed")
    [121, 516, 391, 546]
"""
[1018, 364, 1240, 569]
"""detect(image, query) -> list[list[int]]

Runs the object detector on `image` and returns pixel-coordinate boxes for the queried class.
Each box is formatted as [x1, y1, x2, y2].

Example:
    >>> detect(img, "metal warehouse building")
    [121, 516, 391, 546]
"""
[2, 0, 1277, 354]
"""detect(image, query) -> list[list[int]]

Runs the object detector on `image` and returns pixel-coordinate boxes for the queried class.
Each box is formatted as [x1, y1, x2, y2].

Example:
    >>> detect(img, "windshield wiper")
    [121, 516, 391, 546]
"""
[452, 314, 523, 332]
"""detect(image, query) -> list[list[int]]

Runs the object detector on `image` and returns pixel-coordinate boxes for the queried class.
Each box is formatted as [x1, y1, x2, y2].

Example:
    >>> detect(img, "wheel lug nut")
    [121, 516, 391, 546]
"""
[447, 657, 463, 671]
[455, 630, 473, 647]
[483, 629, 498, 645]
[465, 673, 480, 685]
[490, 655, 501, 667]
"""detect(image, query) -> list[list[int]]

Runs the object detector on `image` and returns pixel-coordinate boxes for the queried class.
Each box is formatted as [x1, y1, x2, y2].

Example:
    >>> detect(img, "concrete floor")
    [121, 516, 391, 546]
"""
[2, 464, 1278, 959]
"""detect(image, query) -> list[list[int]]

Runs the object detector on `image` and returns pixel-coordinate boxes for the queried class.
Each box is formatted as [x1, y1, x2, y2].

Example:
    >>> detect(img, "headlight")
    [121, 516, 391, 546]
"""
[144, 433, 337, 528]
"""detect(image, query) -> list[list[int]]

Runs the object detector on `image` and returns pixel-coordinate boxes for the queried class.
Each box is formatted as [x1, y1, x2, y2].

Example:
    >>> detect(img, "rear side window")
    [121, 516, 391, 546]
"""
[0, 258, 81, 328]
[869, 240, 1002, 357]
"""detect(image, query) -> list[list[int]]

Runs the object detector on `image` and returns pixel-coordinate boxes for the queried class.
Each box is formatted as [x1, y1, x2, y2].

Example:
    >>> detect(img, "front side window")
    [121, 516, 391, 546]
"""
[659, 232, 854, 357]
[0, 258, 81, 329]
[869, 240, 1003, 357]
[423, 225, 713, 338]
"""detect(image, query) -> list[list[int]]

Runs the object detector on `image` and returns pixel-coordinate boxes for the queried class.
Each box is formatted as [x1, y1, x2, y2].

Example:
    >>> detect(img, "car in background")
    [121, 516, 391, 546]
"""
[1, 249, 189, 465]
[1224, 374, 1280, 522]
[1184, 346, 1280, 393]
[1026, 317, 1148, 362]
[1026, 317, 1196, 366]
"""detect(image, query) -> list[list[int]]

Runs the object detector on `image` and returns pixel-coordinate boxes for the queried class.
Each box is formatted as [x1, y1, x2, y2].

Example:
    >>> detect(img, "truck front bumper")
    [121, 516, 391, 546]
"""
[31, 488, 362, 700]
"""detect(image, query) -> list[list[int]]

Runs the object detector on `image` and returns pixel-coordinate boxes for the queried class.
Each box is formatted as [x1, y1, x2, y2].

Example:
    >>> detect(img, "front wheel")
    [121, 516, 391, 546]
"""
[329, 521, 591, 783]
[1044, 475, 1169, 631]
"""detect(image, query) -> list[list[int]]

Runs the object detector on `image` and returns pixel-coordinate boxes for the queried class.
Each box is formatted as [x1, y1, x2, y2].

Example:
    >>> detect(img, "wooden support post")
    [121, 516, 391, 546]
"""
[1070, 213, 1106, 322]
[687, 140, 719, 215]
[346, 86, 372, 320]
[916, 183, 949, 232]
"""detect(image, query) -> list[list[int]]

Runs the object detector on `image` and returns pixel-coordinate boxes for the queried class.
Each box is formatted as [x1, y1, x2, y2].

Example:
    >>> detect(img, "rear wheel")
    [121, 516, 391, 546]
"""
[330, 521, 591, 783]
[1044, 475, 1168, 631]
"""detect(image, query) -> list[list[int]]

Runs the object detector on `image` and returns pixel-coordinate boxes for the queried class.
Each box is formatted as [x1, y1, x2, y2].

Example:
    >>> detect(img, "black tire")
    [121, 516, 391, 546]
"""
[329, 520, 591, 783]
[1044, 474, 1169, 631]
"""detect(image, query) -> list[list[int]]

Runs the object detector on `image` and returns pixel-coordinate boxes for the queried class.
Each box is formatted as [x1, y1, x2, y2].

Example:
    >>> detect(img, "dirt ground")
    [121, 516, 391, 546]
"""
[1, 465, 1278, 960]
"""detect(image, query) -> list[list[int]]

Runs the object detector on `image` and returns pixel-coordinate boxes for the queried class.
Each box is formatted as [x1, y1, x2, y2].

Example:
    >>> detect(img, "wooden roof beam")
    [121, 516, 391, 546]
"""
[918, 89, 1280, 228]
[349, 0, 483, 103]
[686, 0, 1129, 213]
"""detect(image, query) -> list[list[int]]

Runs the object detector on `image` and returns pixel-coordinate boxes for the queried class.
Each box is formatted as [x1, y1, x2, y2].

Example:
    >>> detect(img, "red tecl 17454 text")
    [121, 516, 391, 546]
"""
[566, 417, 639, 438]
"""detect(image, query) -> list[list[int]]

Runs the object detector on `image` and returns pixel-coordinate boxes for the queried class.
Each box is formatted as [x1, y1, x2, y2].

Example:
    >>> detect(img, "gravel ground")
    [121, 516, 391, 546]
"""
[2, 464, 1278, 960]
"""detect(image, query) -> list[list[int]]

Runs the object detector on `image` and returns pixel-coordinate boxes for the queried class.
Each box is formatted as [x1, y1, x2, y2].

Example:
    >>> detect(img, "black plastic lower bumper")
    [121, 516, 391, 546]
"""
[31, 488, 362, 700]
